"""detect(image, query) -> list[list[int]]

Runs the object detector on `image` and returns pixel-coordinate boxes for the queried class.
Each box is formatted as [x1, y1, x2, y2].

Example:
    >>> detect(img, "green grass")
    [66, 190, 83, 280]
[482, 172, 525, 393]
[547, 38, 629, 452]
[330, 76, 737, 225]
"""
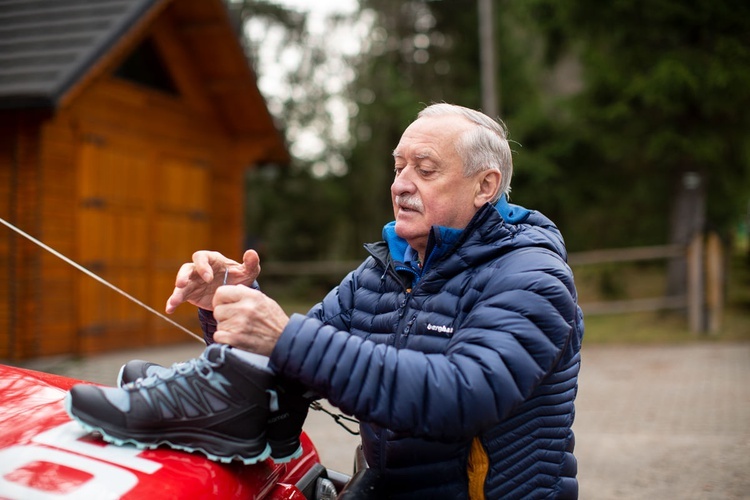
[581, 308, 750, 344]
[580, 252, 750, 344]
[278, 299, 319, 316]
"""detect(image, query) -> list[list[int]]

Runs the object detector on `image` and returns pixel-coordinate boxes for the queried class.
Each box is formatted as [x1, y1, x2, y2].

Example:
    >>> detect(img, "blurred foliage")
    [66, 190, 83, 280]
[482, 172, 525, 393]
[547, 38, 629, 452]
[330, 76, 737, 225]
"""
[522, 0, 750, 249]
[245, 166, 351, 262]
[229, 0, 362, 262]
[233, 0, 750, 261]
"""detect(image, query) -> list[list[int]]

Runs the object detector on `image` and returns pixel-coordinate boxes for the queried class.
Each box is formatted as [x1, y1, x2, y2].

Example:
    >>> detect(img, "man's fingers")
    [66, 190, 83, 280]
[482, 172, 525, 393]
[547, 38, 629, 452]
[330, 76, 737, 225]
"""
[166, 250, 255, 315]
[165, 280, 199, 314]
[241, 249, 261, 283]
[243, 249, 260, 270]
[173, 262, 200, 288]
[192, 251, 217, 283]
[213, 284, 257, 309]
[165, 290, 181, 314]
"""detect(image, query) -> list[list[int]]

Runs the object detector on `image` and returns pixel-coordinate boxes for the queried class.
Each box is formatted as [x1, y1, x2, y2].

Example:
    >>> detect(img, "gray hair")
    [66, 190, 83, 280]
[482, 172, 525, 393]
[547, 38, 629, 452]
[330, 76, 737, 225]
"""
[418, 103, 512, 201]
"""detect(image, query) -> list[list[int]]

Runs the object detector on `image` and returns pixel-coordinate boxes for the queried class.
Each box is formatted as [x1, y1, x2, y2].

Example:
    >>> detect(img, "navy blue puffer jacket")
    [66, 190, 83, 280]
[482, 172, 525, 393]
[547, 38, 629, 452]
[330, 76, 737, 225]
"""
[270, 198, 584, 499]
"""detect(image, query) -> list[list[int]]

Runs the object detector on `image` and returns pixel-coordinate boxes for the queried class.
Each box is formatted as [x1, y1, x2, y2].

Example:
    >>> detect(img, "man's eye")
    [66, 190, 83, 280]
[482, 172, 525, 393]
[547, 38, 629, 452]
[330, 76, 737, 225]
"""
[394, 166, 403, 176]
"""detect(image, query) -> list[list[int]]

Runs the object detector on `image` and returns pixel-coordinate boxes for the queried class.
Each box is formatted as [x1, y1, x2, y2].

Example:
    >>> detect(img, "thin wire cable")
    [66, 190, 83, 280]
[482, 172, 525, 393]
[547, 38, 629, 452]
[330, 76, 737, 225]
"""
[0, 216, 203, 343]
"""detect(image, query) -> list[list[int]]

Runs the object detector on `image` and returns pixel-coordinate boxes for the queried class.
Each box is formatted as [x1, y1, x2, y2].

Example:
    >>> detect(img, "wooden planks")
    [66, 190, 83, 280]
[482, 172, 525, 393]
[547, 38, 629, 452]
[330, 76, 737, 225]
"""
[1, 0, 287, 359]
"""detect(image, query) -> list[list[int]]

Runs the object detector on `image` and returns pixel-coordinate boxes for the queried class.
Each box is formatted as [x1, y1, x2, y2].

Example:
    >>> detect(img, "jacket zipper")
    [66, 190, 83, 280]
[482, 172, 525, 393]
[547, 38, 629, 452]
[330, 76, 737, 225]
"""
[365, 245, 418, 468]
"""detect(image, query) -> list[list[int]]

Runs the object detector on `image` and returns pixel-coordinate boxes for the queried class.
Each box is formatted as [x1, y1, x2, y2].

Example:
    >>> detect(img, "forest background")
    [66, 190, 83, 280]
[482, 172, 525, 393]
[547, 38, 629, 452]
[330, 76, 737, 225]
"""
[228, 0, 750, 337]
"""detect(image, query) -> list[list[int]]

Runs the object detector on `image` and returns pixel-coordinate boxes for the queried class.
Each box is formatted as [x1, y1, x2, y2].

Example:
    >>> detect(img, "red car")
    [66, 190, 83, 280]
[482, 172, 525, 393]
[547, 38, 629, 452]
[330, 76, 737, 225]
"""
[0, 364, 361, 499]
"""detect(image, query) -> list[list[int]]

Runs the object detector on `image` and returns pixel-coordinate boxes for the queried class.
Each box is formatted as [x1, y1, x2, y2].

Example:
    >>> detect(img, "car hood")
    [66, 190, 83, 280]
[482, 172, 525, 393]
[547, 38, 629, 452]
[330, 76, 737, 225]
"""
[0, 364, 322, 499]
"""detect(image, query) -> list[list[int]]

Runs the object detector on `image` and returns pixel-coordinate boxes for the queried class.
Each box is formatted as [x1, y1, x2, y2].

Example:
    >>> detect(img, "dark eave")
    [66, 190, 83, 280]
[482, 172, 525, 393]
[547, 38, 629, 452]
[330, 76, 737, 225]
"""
[0, 0, 160, 109]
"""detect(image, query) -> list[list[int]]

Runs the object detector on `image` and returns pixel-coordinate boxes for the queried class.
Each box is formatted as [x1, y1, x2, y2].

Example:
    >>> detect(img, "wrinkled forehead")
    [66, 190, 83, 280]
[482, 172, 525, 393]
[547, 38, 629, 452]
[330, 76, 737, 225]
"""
[392, 115, 471, 160]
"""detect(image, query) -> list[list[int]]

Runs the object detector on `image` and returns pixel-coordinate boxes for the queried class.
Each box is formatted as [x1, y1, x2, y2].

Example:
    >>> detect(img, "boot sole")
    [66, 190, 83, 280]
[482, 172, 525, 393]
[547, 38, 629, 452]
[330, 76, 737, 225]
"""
[269, 439, 304, 463]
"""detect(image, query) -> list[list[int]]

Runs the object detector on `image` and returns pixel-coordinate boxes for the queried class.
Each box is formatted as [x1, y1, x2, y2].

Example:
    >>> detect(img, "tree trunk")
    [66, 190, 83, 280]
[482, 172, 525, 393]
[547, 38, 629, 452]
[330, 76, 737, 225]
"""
[478, 0, 498, 117]
[666, 171, 706, 297]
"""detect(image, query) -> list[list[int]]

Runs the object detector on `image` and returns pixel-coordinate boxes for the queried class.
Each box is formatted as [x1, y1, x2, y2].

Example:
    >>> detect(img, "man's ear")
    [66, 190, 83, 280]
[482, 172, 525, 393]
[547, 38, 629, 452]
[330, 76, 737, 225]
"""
[474, 169, 501, 207]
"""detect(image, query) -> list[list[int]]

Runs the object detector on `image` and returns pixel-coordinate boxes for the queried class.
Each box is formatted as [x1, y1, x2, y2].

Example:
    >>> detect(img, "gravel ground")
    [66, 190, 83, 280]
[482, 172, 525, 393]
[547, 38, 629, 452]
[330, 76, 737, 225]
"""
[17, 341, 750, 498]
[573, 343, 750, 499]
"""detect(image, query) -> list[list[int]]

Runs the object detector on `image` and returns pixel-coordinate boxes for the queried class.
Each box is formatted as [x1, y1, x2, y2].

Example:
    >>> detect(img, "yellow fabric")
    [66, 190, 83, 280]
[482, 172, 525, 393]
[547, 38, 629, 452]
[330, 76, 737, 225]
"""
[467, 436, 488, 500]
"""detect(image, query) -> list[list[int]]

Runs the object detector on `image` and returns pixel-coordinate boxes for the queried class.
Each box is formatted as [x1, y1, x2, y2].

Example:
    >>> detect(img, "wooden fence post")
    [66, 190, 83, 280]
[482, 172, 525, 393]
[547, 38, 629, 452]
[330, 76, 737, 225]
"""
[705, 232, 724, 334]
[686, 233, 705, 333]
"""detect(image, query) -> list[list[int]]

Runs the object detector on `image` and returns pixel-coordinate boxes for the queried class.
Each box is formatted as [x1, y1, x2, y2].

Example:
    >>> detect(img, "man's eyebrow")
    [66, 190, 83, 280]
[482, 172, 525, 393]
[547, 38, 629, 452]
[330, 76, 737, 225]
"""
[391, 150, 432, 160]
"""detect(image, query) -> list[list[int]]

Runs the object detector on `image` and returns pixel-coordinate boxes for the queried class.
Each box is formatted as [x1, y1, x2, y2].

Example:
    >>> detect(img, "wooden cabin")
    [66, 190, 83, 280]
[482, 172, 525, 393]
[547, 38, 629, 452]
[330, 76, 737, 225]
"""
[0, 0, 288, 360]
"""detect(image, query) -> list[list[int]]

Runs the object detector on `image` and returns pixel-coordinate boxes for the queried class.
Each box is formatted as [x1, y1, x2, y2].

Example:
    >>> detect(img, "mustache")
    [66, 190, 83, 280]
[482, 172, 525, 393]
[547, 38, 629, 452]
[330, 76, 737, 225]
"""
[395, 195, 424, 212]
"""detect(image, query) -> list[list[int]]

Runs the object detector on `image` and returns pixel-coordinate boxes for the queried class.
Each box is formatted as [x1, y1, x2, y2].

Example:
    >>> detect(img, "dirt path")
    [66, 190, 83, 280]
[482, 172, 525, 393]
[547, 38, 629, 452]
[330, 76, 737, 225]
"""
[573, 343, 750, 499]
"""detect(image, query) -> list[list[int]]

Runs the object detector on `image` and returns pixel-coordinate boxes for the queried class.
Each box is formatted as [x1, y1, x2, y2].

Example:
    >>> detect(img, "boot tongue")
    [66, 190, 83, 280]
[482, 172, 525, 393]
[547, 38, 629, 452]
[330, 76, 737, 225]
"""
[230, 348, 274, 374]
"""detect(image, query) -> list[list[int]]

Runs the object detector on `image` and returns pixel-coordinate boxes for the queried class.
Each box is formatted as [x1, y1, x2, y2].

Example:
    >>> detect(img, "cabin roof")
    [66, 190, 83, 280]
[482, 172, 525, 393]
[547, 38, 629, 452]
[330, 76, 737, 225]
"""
[0, 0, 288, 163]
[0, 0, 160, 109]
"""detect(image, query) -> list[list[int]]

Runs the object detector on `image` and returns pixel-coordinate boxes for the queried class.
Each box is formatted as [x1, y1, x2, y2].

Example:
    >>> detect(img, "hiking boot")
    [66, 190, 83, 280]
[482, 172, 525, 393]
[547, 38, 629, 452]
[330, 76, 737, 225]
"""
[118, 356, 313, 463]
[117, 359, 170, 389]
[65, 344, 273, 464]
[266, 377, 314, 462]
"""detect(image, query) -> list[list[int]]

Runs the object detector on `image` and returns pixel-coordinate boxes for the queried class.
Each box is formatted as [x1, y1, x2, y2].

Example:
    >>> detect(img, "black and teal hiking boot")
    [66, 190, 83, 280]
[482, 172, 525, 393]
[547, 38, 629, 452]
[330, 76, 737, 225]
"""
[115, 349, 313, 463]
[66, 344, 273, 464]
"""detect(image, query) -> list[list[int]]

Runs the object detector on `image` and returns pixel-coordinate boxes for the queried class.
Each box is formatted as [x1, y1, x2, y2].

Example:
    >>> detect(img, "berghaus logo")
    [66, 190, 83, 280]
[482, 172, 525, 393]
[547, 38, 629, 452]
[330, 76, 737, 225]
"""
[426, 323, 453, 334]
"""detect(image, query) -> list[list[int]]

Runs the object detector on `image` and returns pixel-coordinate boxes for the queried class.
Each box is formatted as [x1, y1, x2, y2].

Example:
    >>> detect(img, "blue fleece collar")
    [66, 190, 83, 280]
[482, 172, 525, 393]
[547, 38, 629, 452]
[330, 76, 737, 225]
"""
[384, 223, 463, 263]
[383, 195, 530, 261]
[382, 221, 408, 261]
[496, 194, 531, 224]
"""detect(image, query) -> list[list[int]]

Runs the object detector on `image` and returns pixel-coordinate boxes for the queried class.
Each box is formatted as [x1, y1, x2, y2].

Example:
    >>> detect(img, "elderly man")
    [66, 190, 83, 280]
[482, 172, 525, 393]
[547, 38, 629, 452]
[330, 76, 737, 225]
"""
[67, 104, 583, 499]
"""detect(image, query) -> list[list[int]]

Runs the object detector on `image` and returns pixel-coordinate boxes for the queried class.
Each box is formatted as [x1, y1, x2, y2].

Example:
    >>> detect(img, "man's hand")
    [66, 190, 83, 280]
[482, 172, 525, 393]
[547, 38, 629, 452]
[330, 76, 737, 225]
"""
[165, 249, 261, 314]
[212, 286, 290, 356]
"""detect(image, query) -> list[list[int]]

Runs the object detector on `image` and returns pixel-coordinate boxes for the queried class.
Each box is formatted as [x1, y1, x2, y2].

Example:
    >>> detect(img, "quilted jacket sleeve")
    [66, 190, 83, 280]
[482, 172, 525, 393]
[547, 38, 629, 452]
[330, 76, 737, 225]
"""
[270, 248, 579, 442]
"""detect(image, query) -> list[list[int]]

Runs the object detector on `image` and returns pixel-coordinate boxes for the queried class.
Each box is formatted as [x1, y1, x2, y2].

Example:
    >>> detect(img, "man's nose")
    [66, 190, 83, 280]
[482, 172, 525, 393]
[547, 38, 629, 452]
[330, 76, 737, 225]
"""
[391, 167, 416, 195]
